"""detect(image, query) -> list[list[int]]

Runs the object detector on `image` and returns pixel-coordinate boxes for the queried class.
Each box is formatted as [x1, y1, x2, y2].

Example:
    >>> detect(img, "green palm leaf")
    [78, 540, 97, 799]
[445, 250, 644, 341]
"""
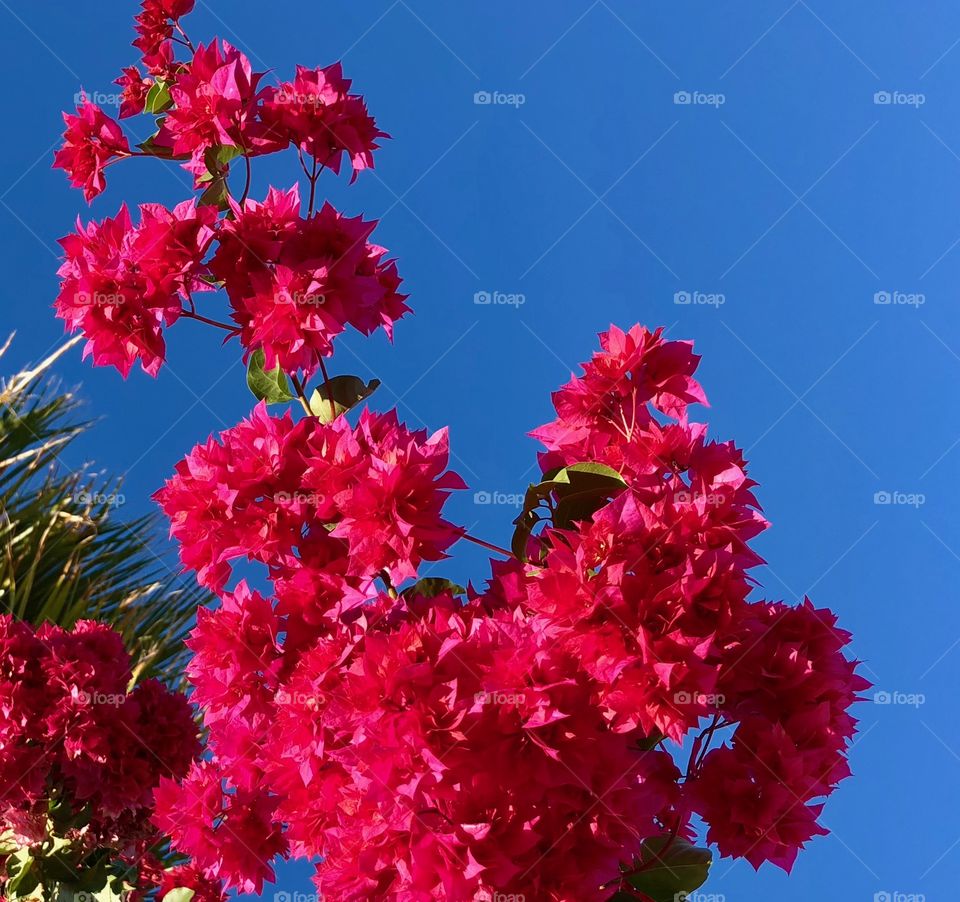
[0, 336, 209, 686]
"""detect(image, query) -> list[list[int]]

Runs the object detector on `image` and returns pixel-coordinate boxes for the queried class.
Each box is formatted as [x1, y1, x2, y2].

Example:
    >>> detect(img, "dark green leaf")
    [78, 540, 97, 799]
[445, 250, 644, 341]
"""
[198, 174, 230, 210]
[246, 350, 295, 404]
[626, 836, 712, 902]
[635, 730, 665, 751]
[309, 376, 380, 423]
[144, 80, 173, 114]
[552, 462, 628, 526]
[213, 145, 243, 167]
[511, 462, 627, 561]
[199, 146, 243, 185]
[401, 578, 466, 600]
[5, 849, 38, 899]
[137, 128, 191, 161]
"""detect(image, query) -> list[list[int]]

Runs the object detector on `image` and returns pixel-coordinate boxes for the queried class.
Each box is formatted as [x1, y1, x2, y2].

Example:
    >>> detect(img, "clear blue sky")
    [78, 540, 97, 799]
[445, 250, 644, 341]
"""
[2, 0, 959, 897]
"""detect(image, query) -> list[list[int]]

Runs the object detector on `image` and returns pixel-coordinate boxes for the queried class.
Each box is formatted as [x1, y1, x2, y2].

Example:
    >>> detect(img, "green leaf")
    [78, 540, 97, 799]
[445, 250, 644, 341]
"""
[137, 130, 189, 160]
[0, 338, 215, 691]
[0, 829, 19, 856]
[401, 578, 466, 600]
[551, 462, 628, 527]
[198, 174, 230, 210]
[511, 462, 628, 561]
[626, 836, 712, 902]
[144, 80, 173, 114]
[246, 350, 295, 405]
[162, 889, 197, 902]
[212, 145, 243, 167]
[5, 849, 39, 899]
[635, 730, 664, 751]
[309, 376, 381, 423]
[199, 145, 243, 185]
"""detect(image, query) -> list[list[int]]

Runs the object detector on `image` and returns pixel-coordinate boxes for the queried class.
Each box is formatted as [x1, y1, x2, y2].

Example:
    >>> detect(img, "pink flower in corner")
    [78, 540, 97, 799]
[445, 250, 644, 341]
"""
[53, 99, 131, 202]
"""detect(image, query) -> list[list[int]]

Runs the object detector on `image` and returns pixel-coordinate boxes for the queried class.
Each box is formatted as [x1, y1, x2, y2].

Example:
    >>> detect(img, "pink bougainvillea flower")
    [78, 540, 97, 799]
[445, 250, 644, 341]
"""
[55, 199, 215, 377]
[147, 324, 868, 899]
[260, 63, 388, 179]
[154, 403, 465, 595]
[154, 40, 275, 182]
[53, 98, 131, 202]
[0, 615, 200, 863]
[115, 65, 152, 118]
[154, 761, 286, 894]
[133, 0, 195, 74]
[210, 186, 409, 374]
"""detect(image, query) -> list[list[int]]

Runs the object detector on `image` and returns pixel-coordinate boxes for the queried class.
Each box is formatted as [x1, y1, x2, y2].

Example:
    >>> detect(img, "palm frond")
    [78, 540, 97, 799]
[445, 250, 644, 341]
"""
[0, 337, 210, 687]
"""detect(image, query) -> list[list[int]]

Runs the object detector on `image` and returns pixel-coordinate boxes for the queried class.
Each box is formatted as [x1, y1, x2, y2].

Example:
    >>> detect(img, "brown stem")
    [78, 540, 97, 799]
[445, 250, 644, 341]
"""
[180, 309, 238, 334]
[308, 156, 319, 215]
[290, 374, 313, 417]
[316, 355, 337, 420]
[174, 21, 195, 52]
[460, 531, 513, 558]
[239, 154, 252, 205]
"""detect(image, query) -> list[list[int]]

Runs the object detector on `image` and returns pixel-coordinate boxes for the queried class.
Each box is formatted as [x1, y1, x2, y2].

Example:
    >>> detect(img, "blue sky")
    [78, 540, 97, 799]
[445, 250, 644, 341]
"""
[3, 0, 960, 898]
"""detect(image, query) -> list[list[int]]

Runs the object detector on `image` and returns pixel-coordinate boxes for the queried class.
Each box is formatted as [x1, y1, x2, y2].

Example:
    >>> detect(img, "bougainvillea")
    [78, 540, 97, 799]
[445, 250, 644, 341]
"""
[0, 616, 204, 900]
[51, 3, 868, 901]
